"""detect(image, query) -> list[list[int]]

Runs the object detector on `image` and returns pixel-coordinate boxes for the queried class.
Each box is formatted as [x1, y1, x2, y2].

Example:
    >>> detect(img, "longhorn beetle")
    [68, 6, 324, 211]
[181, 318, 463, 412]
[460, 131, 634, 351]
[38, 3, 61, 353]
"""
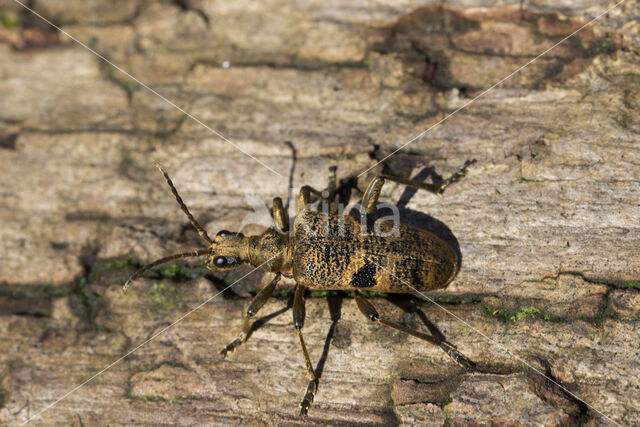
[124, 159, 477, 416]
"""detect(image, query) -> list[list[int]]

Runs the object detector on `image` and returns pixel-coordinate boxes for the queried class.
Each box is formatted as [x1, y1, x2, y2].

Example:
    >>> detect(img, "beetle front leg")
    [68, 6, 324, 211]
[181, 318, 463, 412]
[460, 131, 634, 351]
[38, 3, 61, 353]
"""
[293, 284, 318, 417]
[220, 273, 281, 358]
[354, 292, 475, 369]
[361, 159, 477, 215]
[272, 197, 289, 232]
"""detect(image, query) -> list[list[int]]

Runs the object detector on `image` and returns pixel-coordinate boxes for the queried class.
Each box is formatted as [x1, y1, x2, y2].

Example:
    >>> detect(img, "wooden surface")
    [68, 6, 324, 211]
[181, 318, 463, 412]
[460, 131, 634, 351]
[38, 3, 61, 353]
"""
[0, 0, 639, 425]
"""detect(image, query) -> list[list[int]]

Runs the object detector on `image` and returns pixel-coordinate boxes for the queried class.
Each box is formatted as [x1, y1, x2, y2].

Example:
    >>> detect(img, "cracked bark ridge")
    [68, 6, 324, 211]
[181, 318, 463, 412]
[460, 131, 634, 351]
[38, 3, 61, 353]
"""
[371, 5, 624, 91]
[1, 0, 639, 425]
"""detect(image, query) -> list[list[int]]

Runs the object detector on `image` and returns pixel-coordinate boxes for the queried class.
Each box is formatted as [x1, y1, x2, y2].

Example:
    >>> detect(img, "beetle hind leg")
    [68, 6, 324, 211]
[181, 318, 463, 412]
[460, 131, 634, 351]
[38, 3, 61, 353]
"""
[361, 159, 476, 215]
[354, 292, 475, 369]
[220, 273, 281, 358]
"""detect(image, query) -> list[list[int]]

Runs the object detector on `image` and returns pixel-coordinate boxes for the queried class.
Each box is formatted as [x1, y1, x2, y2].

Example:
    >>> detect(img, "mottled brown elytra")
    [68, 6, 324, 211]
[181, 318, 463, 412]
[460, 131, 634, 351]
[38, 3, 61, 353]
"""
[124, 159, 476, 416]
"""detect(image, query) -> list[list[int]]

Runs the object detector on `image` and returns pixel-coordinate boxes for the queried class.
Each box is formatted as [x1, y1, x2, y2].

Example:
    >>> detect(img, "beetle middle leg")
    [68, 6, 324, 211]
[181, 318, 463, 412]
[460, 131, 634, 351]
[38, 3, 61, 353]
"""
[297, 185, 333, 212]
[354, 291, 475, 369]
[293, 284, 318, 417]
[361, 159, 476, 215]
[220, 273, 281, 357]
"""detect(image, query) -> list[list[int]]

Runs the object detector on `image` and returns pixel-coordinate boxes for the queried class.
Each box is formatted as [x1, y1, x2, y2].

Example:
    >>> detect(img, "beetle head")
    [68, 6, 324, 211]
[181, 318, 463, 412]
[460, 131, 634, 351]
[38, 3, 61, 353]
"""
[205, 230, 249, 271]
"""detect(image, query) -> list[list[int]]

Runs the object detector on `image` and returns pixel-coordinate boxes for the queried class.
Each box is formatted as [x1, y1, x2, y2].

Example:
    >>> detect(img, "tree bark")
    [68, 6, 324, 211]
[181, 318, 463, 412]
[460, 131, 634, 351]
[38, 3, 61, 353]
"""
[1, 0, 639, 425]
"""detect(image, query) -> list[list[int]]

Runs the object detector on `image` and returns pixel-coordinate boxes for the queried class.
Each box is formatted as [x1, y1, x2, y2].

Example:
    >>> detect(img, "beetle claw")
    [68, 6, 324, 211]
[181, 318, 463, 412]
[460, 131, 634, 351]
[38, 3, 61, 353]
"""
[220, 338, 243, 358]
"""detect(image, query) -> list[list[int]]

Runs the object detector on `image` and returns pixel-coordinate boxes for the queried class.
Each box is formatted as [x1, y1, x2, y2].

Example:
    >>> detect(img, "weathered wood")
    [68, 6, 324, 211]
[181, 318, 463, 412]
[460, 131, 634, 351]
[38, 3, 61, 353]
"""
[1, 0, 639, 425]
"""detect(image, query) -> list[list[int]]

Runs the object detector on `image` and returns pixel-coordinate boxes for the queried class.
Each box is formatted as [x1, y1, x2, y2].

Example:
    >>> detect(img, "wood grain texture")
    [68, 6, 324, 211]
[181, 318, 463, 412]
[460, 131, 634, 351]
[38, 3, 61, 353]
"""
[0, 0, 639, 425]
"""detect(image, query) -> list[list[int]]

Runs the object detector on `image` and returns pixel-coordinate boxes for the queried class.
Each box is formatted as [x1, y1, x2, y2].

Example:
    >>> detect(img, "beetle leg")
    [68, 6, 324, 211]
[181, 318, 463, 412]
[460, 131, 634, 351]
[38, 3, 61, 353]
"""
[293, 284, 318, 417]
[360, 175, 385, 216]
[297, 185, 326, 213]
[361, 159, 477, 215]
[354, 292, 475, 369]
[439, 340, 475, 369]
[220, 273, 281, 358]
[272, 197, 289, 232]
[435, 158, 477, 193]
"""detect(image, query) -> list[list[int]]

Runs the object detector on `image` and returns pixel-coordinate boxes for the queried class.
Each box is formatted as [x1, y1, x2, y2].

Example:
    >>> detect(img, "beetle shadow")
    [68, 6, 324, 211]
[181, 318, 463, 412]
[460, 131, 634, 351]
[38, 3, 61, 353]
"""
[392, 166, 462, 272]
[386, 294, 447, 342]
[243, 298, 293, 343]
[235, 291, 343, 375]
[240, 292, 343, 400]
[313, 294, 343, 382]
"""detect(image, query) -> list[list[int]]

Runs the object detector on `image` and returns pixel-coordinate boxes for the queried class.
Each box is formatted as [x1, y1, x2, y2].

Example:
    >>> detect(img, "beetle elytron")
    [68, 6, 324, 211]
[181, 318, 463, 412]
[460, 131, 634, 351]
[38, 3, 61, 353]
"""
[125, 159, 476, 416]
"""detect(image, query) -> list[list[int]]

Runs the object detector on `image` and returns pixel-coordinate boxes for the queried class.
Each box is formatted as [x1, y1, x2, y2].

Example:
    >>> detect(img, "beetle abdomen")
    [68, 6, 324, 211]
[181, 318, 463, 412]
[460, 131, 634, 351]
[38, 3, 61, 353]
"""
[292, 211, 458, 292]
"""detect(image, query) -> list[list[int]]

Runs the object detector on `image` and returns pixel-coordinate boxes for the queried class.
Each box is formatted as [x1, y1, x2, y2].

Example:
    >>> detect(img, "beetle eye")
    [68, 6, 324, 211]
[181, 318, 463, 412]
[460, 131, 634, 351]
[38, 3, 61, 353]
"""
[217, 230, 244, 238]
[214, 256, 227, 266]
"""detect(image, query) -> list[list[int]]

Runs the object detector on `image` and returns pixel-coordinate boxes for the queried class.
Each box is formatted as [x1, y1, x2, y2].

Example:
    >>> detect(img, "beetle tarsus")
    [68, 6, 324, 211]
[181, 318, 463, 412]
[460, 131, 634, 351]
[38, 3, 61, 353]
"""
[298, 379, 318, 417]
[440, 341, 476, 369]
[220, 335, 245, 358]
[438, 158, 477, 193]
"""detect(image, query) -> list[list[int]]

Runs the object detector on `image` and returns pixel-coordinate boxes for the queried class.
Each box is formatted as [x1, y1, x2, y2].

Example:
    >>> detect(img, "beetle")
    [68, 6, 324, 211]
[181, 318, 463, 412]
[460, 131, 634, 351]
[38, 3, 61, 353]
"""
[124, 159, 476, 416]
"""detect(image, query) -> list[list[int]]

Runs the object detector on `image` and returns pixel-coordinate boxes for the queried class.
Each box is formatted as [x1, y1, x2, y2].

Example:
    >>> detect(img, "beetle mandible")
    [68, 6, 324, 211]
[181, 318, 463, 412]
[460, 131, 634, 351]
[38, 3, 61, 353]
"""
[124, 159, 477, 416]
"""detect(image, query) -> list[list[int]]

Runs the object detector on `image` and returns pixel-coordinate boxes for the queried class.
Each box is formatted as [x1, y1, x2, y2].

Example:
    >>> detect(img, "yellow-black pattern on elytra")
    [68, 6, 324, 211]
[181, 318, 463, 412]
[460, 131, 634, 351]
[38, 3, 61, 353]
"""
[125, 159, 477, 417]
[291, 210, 456, 292]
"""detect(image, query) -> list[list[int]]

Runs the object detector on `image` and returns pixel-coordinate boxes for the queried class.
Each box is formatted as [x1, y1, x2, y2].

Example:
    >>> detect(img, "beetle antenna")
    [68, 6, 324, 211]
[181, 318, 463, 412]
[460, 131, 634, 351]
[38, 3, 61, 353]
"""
[155, 162, 213, 245]
[123, 248, 209, 292]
